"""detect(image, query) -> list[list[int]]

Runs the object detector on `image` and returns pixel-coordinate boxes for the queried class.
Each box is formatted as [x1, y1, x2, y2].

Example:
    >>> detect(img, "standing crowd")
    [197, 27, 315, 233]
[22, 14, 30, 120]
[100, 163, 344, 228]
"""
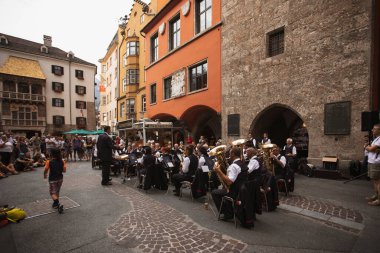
[0, 132, 96, 180]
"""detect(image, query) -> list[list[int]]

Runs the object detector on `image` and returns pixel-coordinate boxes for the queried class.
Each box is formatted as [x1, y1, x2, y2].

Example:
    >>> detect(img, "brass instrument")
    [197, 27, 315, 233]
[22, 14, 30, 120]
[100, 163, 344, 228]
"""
[209, 145, 229, 191]
[260, 143, 276, 175]
[232, 138, 247, 160]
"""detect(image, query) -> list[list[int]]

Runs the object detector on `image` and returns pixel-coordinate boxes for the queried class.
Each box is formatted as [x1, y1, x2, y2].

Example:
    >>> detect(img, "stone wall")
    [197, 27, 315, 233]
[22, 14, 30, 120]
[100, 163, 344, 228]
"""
[221, 0, 372, 162]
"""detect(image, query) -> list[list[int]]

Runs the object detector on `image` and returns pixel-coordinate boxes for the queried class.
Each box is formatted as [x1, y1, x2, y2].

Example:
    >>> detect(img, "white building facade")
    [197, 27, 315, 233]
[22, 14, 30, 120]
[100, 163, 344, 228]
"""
[0, 33, 97, 137]
[98, 33, 119, 134]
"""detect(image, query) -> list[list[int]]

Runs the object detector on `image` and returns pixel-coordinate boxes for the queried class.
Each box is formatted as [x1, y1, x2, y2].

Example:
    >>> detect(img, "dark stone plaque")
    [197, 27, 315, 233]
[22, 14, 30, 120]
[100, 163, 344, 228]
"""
[228, 114, 240, 136]
[324, 101, 351, 135]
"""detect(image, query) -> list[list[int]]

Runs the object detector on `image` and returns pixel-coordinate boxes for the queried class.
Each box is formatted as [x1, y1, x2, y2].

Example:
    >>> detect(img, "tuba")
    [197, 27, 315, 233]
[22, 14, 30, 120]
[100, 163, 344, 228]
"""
[232, 138, 247, 161]
[260, 143, 276, 175]
[209, 145, 230, 191]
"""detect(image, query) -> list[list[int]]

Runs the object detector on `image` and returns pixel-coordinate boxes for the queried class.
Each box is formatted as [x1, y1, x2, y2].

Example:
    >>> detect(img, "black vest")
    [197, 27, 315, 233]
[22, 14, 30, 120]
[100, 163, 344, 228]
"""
[229, 160, 248, 199]
[284, 145, 295, 155]
[186, 154, 198, 177]
[273, 155, 286, 177]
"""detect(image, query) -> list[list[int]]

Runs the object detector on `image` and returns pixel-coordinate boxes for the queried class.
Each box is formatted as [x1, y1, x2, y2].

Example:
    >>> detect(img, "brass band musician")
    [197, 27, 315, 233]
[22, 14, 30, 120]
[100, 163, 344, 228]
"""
[211, 147, 248, 220]
[171, 145, 198, 196]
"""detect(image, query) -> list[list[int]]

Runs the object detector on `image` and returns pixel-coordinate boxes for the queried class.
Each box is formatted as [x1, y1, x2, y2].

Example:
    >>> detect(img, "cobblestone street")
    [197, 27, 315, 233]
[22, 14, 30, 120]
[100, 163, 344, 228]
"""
[1, 161, 379, 253]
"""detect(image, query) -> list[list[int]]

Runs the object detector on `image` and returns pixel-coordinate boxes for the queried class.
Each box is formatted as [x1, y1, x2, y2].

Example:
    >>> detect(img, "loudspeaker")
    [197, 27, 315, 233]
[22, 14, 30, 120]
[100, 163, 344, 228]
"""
[361, 111, 379, 131]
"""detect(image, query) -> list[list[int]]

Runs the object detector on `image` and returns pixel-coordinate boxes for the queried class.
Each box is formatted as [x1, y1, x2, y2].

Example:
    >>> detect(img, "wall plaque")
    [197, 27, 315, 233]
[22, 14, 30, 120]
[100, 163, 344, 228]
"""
[324, 101, 351, 135]
[171, 68, 186, 98]
[228, 114, 240, 136]
[181, 0, 191, 16]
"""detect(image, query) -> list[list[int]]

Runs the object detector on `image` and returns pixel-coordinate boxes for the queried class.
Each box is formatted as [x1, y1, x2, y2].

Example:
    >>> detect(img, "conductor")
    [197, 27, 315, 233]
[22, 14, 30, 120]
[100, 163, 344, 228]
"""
[97, 126, 121, 185]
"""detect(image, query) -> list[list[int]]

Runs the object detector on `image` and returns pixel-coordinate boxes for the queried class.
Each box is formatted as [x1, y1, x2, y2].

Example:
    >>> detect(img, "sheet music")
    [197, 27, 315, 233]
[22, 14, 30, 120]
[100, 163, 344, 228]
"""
[201, 165, 210, 172]
[167, 162, 174, 168]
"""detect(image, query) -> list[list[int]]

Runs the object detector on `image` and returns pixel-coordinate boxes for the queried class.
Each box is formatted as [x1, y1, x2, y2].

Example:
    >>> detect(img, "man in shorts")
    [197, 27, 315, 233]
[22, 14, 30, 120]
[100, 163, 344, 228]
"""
[365, 123, 380, 206]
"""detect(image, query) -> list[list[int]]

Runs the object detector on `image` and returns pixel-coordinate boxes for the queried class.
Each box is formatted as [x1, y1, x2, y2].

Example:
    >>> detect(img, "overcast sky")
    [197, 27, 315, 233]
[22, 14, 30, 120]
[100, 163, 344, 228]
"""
[0, 0, 141, 75]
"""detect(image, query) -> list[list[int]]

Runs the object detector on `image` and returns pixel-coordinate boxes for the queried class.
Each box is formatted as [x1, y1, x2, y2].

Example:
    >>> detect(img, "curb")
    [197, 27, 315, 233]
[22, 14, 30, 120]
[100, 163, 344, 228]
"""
[278, 204, 365, 232]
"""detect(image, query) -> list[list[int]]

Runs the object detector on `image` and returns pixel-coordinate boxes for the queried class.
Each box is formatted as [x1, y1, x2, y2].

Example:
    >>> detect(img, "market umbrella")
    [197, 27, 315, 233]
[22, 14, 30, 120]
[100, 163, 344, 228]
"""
[89, 129, 105, 135]
[64, 129, 92, 135]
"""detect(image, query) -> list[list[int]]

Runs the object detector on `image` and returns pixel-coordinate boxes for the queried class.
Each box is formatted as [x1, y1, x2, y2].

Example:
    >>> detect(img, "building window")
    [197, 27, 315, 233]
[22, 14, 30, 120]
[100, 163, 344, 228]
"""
[52, 82, 64, 92]
[127, 41, 139, 56]
[189, 61, 208, 92]
[120, 103, 125, 118]
[102, 96, 106, 106]
[150, 33, 158, 63]
[76, 117, 86, 126]
[163, 77, 172, 100]
[75, 85, 86, 95]
[18, 82, 29, 93]
[123, 53, 127, 66]
[141, 95, 146, 112]
[102, 65, 107, 73]
[196, 0, 212, 34]
[267, 27, 284, 57]
[140, 14, 145, 23]
[169, 15, 180, 50]
[150, 84, 156, 104]
[122, 78, 127, 92]
[31, 84, 42, 94]
[102, 113, 107, 122]
[126, 69, 139, 84]
[52, 65, 64, 75]
[126, 99, 135, 114]
[53, 116, 65, 125]
[75, 70, 84, 79]
[3, 80, 16, 92]
[76, 101, 86, 109]
[52, 98, 64, 107]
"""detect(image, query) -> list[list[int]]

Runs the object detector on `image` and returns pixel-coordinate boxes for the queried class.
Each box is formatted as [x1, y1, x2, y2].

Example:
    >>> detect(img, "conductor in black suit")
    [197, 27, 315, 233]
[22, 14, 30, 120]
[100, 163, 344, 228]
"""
[97, 126, 121, 185]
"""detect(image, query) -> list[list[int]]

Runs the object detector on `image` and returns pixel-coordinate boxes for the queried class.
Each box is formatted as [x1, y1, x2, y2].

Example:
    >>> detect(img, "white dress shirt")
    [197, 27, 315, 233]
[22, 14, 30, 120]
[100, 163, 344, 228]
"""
[227, 158, 242, 182]
[248, 156, 260, 174]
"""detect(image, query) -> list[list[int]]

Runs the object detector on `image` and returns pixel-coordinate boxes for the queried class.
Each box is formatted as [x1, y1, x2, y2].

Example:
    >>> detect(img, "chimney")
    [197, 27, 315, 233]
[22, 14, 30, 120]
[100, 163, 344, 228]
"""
[43, 35, 52, 47]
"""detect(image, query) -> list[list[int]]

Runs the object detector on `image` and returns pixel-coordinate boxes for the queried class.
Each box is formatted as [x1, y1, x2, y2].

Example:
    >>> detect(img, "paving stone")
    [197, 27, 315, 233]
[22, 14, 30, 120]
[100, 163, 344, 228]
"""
[105, 183, 247, 252]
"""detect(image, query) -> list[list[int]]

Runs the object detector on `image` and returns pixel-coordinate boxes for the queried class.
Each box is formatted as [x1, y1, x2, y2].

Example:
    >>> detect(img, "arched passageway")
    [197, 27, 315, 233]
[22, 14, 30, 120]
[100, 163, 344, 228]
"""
[250, 104, 309, 157]
[181, 105, 221, 146]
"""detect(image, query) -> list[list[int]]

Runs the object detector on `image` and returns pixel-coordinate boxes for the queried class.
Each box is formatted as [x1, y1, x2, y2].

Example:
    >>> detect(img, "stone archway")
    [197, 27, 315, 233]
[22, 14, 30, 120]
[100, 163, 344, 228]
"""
[250, 103, 309, 157]
[181, 105, 221, 145]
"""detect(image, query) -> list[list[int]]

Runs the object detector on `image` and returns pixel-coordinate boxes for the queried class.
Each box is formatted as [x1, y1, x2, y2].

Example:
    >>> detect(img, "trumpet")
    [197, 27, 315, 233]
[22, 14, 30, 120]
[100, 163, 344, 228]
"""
[209, 145, 230, 191]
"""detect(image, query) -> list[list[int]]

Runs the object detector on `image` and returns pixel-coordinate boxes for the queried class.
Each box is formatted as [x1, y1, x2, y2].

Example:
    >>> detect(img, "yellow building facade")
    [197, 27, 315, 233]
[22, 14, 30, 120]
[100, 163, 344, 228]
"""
[117, 0, 168, 137]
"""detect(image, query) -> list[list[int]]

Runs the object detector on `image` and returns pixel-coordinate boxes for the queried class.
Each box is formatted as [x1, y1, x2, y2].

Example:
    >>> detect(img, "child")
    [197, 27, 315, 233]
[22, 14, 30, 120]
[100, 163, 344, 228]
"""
[44, 148, 66, 209]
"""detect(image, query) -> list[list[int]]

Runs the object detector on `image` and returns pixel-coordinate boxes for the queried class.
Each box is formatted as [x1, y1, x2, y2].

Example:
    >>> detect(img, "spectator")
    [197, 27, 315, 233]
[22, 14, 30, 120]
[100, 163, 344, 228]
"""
[0, 135, 13, 167]
[14, 153, 34, 172]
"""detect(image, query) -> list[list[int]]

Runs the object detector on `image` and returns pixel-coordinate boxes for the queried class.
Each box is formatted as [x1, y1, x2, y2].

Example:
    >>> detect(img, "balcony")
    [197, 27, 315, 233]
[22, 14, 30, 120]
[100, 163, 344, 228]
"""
[0, 91, 45, 102]
[1, 119, 46, 127]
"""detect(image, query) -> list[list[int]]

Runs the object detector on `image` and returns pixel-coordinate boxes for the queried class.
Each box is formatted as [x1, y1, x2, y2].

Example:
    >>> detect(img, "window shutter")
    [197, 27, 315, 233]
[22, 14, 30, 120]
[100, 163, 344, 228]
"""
[75, 86, 78, 93]
[51, 65, 55, 73]
[52, 98, 55, 106]
[62, 99, 64, 107]
[84, 87, 86, 94]
[52, 82, 56, 90]
[61, 67, 64, 75]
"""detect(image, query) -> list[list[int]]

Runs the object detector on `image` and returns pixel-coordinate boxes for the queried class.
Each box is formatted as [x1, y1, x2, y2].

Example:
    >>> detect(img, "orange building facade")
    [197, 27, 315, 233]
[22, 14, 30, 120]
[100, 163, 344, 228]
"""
[142, 0, 222, 144]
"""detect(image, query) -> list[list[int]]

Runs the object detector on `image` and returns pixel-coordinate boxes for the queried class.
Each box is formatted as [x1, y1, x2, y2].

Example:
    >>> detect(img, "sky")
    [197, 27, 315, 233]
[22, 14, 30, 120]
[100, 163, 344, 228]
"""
[0, 0, 141, 76]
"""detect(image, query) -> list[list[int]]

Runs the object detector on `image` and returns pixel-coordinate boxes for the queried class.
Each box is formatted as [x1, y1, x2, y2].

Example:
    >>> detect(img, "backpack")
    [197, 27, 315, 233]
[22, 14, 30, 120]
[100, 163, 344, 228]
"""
[0, 206, 27, 223]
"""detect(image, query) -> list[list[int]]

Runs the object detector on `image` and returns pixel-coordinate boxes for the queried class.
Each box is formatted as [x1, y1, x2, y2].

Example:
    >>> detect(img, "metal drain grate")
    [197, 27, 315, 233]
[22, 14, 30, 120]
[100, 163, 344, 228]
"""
[18, 196, 80, 219]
